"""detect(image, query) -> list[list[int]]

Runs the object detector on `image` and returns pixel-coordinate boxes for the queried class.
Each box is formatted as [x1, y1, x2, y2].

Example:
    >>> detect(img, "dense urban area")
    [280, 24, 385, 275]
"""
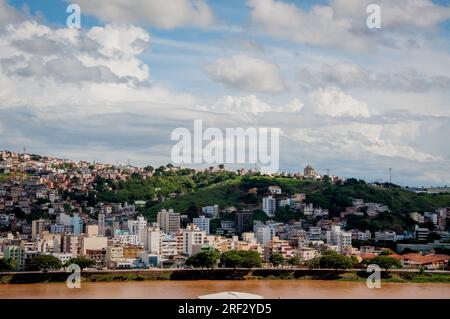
[1, 150, 450, 274]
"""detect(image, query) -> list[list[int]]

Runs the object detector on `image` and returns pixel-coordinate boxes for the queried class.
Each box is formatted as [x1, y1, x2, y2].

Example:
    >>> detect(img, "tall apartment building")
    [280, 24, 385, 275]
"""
[193, 216, 211, 235]
[235, 210, 253, 234]
[98, 213, 105, 236]
[326, 225, 352, 253]
[63, 234, 79, 257]
[128, 215, 147, 235]
[3, 246, 25, 271]
[262, 196, 277, 217]
[72, 213, 83, 236]
[128, 215, 148, 246]
[31, 218, 46, 240]
[182, 224, 206, 256]
[254, 223, 276, 245]
[157, 209, 180, 234]
[141, 225, 162, 254]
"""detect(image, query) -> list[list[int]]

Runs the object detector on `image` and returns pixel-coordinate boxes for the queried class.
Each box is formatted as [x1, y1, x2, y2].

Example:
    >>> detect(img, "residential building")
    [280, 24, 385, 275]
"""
[235, 210, 253, 234]
[98, 213, 106, 236]
[182, 224, 206, 256]
[3, 246, 25, 271]
[80, 236, 108, 255]
[202, 205, 219, 218]
[193, 216, 211, 235]
[254, 223, 276, 245]
[31, 218, 46, 240]
[157, 209, 180, 234]
[415, 227, 430, 241]
[142, 226, 161, 254]
[262, 196, 276, 217]
[268, 185, 282, 195]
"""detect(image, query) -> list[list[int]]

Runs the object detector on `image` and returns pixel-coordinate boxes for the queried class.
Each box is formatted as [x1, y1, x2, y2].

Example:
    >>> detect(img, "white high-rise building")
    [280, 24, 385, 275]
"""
[326, 225, 352, 253]
[182, 224, 206, 256]
[339, 232, 352, 250]
[262, 196, 277, 217]
[254, 224, 276, 245]
[141, 226, 161, 254]
[128, 215, 147, 235]
[193, 216, 210, 235]
[161, 234, 178, 257]
[133, 216, 152, 246]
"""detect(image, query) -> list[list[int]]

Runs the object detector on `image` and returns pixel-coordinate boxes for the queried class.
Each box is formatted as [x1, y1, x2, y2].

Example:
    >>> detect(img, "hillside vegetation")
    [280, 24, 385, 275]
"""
[93, 172, 450, 231]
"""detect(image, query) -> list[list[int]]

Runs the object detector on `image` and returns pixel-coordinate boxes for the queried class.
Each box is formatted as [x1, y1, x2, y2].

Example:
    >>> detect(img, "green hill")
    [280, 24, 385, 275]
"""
[94, 173, 450, 232]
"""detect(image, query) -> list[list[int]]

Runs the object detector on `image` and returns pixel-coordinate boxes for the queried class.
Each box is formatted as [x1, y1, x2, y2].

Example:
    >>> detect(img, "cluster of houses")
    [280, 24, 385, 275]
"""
[0, 150, 449, 272]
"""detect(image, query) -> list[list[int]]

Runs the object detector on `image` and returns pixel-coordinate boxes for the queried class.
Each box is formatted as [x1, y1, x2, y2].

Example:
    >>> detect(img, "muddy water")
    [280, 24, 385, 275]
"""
[1, 280, 450, 299]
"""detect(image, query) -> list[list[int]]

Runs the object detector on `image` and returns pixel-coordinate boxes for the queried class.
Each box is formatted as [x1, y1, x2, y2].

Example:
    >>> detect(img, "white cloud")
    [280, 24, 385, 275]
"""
[298, 62, 450, 92]
[198, 95, 303, 114]
[6, 56, 121, 83]
[0, 19, 194, 110]
[247, 0, 371, 51]
[306, 87, 370, 118]
[291, 122, 441, 163]
[0, 21, 151, 83]
[247, 0, 450, 51]
[205, 54, 286, 93]
[0, 0, 24, 26]
[76, 0, 214, 29]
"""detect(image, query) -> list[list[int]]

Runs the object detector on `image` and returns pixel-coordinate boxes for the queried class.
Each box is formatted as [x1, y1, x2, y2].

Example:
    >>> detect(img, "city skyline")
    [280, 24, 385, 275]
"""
[3, 147, 447, 188]
[0, 0, 450, 187]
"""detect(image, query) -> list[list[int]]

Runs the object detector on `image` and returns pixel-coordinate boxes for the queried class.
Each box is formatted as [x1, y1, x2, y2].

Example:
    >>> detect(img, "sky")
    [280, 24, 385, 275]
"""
[0, 0, 450, 187]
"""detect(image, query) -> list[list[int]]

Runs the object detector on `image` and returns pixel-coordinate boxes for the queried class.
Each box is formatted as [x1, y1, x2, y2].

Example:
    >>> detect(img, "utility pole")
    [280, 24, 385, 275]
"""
[389, 168, 392, 185]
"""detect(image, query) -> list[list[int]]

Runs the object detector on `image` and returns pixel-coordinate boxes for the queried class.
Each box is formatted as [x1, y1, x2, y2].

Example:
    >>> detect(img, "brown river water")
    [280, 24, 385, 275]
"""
[1, 280, 450, 299]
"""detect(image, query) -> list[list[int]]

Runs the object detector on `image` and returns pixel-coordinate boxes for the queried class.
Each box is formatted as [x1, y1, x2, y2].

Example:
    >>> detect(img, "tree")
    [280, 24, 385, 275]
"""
[144, 166, 154, 173]
[0, 258, 13, 272]
[269, 252, 285, 268]
[306, 257, 320, 269]
[369, 256, 402, 271]
[221, 251, 242, 269]
[220, 251, 262, 269]
[29, 255, 62, 272]
[319, 253, 354, 270]
[185, 250, 220, 270]
[287, 255, 301, 268]
[238, 251, 262, 268]
[66, 257, 95, 271]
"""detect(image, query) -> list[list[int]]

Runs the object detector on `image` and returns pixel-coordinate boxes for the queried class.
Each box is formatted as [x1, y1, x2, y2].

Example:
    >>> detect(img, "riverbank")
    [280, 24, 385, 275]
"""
[2, 268, 450, 284]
